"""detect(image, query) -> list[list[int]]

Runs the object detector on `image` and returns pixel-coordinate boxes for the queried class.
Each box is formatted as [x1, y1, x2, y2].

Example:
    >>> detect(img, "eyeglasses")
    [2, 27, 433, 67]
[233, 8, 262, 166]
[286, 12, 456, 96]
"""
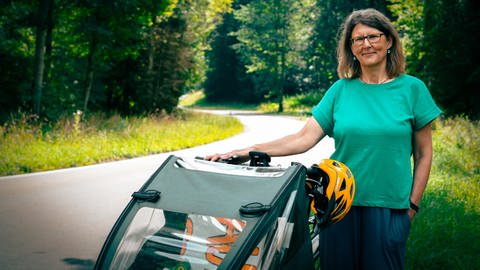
[351, 33, 384, 47]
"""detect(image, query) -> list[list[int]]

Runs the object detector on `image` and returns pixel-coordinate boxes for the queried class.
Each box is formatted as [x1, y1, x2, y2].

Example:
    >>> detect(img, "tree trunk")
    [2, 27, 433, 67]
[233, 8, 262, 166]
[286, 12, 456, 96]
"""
[43, 0, 54, 86]
[83, 6, 100, 113]
[83, 35, 97, 113]
[148, 16, 156, 75]
[32, 0, 50, 115]
[147, 15, 157, 109]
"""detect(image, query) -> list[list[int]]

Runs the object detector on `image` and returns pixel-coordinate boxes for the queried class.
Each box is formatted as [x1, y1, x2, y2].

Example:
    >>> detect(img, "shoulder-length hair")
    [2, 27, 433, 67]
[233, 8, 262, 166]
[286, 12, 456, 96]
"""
[337, 8, 405, 79]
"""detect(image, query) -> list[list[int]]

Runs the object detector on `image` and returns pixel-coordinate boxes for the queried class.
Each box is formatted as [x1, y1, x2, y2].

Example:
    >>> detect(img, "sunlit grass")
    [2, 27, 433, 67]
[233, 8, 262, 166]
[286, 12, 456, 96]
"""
[0, 110, 243, 176]
[179, 90, 258, 110]
[406, 116, 480, 269]
[257, 91, 324, 115]
[180, 89, 324, 114]
[179, 90, 206, 107]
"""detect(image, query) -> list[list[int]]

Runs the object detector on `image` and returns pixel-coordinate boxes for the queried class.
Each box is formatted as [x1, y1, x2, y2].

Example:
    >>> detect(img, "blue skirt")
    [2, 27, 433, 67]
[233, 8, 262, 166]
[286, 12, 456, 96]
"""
[319, 206, 411, 270]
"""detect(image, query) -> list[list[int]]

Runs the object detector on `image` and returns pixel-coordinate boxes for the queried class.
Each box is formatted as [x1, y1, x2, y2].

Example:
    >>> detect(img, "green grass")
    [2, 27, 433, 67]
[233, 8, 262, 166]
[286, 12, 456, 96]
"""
[0, 110, 243, 176]
[179, 90, 207, 107]
[257, 91, 324, 115]
[179, 90, 258, 111]
[180, 89, 325, 115]
[406, 116, 480, 269]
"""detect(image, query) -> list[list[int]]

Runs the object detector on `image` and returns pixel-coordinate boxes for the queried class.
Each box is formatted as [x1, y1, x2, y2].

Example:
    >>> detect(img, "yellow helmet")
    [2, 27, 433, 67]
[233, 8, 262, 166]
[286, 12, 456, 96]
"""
[306, 159, 355, 229]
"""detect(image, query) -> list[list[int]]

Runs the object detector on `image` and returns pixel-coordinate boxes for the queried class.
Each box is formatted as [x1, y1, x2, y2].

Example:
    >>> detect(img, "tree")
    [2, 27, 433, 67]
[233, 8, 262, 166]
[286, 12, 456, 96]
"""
[422, 0, 480, 118]
[0, 1, 36, 121]
[142, 7, 189, 113]
[32, 0, 53, 115]
[233, 0, 315, 111]
[388, 0, 425, 76]
[3, 0, 236, 120]
[204, 2, 254, 103]
[133, 0, 232, 113]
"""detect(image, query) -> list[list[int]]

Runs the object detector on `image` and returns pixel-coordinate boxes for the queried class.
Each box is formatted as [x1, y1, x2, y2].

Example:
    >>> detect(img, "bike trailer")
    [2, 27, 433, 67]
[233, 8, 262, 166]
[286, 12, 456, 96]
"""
[94, 155, 313, 270]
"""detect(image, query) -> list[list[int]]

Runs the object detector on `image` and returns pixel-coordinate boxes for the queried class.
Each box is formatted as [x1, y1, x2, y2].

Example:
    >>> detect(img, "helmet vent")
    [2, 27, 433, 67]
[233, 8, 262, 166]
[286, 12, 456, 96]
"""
[336, 196, 344, 206]
[339, 179, 346, 191]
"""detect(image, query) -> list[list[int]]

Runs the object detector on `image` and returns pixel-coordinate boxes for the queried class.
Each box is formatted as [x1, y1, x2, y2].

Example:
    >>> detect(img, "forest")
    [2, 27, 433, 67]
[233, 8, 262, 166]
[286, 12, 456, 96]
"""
[1, 0, 479, 122]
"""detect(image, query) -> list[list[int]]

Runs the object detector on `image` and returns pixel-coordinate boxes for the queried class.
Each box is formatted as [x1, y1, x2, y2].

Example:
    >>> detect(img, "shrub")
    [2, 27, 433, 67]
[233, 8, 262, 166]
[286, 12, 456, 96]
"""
[406, 116, 480, 269]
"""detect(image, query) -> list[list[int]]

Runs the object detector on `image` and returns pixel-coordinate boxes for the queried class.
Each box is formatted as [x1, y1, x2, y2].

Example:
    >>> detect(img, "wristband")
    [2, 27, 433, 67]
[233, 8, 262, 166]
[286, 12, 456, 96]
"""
[410, 201, 419, 213]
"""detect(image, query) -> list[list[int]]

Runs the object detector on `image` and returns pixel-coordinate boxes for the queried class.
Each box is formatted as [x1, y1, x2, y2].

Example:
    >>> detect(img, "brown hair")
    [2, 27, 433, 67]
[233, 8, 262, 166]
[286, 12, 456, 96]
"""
[337, 8, 405, 79]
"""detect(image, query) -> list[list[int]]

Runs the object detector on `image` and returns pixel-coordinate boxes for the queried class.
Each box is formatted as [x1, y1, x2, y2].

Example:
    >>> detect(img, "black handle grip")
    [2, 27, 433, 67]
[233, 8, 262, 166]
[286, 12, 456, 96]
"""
[248, 151, 271, 167]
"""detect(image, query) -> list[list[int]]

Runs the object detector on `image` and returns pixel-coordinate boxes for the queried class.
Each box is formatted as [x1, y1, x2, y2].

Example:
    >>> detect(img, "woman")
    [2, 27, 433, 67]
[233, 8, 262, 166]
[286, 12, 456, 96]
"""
[206, 8, 441, 269]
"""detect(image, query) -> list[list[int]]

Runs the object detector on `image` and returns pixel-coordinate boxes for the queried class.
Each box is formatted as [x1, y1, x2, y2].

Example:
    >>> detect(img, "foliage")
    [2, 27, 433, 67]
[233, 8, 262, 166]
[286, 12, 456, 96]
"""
[231, 0, 316, 112]
[0, 110, 243, 176]
[390, 0, 479, 119]
[1, 0, 479, 122]
[388, 0, 425, 75]
[406, 116, 480, 269]
[257, 91, 324, 115]
[0, 0, 233, 122]
[422, 0, 480, 118]
[204, 4, 255, 103]
[0, 0, 35, 122]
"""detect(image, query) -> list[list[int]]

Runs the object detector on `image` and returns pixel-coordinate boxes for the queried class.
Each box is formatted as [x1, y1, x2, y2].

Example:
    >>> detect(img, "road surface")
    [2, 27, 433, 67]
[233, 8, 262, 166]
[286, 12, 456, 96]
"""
[0, 111, 334, 270]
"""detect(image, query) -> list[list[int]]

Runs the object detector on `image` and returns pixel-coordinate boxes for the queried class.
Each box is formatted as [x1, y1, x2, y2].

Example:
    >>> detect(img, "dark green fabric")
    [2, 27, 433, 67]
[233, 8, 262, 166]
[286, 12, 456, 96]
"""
[145, 157, 295, 218]
[96, 156, 314, 270]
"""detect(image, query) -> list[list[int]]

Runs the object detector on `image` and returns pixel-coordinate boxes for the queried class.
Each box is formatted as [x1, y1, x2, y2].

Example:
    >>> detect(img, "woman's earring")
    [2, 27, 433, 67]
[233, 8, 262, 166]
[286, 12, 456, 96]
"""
[353, 56, 357, 61]
[387, 49, 391, 54]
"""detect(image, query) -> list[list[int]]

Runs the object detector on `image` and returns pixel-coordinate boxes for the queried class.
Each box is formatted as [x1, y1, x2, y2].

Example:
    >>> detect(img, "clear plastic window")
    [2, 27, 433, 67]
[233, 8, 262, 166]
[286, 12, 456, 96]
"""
[109, 208, 250, 270]
[245, 190, 297, 269]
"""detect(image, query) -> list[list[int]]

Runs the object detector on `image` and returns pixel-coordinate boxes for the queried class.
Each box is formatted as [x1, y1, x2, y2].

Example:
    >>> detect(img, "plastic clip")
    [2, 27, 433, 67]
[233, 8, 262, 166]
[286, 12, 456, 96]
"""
[132, 190, 161, 202]
[239, 202, 271, 216]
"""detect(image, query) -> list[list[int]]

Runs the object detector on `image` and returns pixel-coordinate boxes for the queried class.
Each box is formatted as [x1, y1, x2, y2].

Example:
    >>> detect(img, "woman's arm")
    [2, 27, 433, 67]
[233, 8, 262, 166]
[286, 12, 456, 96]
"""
[205, 117, 325, 162]
[409, 122, 434, 219]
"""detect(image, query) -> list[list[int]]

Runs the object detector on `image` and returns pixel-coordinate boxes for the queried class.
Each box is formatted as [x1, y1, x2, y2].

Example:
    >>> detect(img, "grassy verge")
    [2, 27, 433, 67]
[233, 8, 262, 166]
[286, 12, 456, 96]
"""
[0, 110, 243, 176]
[257, 91, 324, 115]
[406, 116, 479, 269]
[180, 90, 323, 116]
[179, 90, 258, 110]
[180, 90, 324, 115]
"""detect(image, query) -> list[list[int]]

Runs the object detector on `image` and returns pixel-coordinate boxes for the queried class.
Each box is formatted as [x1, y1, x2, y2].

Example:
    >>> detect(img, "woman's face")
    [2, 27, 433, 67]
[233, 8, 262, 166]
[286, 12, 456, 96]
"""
[350, 23, 392, 70]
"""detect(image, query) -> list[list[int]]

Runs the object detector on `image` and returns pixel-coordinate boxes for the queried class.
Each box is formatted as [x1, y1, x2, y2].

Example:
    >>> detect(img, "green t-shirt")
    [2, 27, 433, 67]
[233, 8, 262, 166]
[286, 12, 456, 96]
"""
[312, 74, 441, 209]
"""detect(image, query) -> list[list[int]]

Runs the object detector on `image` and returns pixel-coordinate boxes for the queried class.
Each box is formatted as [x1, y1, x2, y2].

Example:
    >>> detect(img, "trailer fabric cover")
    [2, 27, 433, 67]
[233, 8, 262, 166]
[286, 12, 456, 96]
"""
[95, 156, 313, 270]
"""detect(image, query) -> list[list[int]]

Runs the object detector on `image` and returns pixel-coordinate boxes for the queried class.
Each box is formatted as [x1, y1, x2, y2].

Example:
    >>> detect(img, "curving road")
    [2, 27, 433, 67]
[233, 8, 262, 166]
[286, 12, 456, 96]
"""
[0, 111, 334, 270]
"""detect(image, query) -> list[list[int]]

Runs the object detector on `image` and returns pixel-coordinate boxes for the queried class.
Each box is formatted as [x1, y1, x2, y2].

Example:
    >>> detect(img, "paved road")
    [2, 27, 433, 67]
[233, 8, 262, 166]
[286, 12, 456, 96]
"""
[0, 111, 334, 270]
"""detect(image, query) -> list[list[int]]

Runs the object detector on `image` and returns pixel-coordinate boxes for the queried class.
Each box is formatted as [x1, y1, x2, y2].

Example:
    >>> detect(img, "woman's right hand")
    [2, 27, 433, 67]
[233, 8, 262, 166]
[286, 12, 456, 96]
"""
[204, 149, 250, 163]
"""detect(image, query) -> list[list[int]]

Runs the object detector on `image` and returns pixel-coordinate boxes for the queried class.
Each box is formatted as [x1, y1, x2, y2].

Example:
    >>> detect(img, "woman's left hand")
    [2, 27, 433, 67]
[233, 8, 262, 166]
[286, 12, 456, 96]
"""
[408, 208, 417, 221]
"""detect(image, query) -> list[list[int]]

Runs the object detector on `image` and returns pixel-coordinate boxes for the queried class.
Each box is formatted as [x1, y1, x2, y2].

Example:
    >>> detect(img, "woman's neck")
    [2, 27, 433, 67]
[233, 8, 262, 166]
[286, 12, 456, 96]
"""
[359, 75, 391, 84]
[360, 68, 391, 84]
